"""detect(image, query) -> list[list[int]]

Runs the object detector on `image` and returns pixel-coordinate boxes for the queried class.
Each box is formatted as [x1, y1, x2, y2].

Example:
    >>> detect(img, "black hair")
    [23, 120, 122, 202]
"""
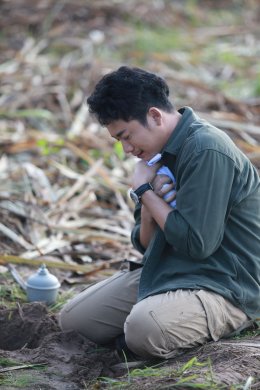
[86, 66, 174, 126]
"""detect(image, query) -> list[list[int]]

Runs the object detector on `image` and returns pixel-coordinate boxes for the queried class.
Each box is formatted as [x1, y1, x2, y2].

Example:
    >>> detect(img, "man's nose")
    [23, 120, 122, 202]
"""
[122, 141, 134, 154]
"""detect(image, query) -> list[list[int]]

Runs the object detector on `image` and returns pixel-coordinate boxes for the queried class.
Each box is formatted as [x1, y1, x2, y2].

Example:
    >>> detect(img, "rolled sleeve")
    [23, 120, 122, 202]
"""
[131, 204, 146, 254]
[164, 209, 189, 253]
[131, 224, 146, 254]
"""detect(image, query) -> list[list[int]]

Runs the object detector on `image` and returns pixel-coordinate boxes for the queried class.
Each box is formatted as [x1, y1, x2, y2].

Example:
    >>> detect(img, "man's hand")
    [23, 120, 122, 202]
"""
[132, 160, 160, 189]
[152, 174, 176, 204]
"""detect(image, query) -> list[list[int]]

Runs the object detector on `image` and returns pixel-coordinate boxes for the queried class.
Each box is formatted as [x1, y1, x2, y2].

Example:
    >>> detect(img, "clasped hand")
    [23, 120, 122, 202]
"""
[132, 161, 176, 204]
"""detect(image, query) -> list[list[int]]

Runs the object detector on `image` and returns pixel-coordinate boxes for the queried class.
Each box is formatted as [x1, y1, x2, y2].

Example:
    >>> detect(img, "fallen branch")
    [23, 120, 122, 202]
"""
[8, 264, 27, 290]
[219, 342, 260, 348]
[0, 363, 47, 373]
[0, 254, 113, 274]
[198, 113, 260, 137]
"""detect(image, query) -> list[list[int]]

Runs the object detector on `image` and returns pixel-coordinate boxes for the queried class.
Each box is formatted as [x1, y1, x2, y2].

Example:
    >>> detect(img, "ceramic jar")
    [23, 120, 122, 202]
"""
[26, 264, 60, 305]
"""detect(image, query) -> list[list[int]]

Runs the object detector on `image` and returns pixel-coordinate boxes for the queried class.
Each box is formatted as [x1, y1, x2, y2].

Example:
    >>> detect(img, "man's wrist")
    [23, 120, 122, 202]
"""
[129, 182, 154, 205]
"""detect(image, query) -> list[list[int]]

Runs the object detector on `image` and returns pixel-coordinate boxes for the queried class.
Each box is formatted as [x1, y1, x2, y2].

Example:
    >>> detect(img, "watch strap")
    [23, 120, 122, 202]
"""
[134, 182, 154, 198]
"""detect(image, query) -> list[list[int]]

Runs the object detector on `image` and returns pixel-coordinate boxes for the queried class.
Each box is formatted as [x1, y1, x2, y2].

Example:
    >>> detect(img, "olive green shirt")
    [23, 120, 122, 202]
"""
[132, 107, 260, 319]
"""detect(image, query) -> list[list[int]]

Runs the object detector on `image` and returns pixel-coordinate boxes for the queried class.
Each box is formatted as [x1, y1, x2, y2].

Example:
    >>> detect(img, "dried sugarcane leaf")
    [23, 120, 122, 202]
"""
[23, 162, 57, 203]
[68, 102, 89, 137]
[0, 254, 110, 273]
[0, 363, 47, 373]
[0, 222, 33, 250]
[21, 237, 71, 259]
[57, 159, 104, 204]
[65, 141, 120, 189]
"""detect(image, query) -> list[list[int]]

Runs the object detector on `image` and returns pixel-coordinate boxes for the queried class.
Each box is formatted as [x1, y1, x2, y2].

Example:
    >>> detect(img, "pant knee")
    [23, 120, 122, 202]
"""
[124, 302, 170, 359]
[58, 301, 83, 335]
[58, 270, 138, 345]
[124, 292, 211, 359]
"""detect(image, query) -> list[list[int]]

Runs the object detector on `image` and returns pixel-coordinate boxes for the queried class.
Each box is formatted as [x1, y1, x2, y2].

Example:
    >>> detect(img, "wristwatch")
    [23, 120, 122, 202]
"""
[129, 182, 154, 205]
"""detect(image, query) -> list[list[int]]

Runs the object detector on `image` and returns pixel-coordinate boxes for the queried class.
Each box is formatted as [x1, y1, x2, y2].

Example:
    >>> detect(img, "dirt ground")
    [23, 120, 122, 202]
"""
[0, 302, 118, 389]
[0, 302, 259, 389]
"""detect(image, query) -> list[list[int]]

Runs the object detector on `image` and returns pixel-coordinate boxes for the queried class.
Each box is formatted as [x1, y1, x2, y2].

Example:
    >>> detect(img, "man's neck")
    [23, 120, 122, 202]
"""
[163, 110, 182, 141]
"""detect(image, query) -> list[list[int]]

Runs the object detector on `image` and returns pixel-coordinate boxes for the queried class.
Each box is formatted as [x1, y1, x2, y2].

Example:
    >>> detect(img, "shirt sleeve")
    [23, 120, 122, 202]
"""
[164, 148, 236, 259]
[131, 204, 146, 254]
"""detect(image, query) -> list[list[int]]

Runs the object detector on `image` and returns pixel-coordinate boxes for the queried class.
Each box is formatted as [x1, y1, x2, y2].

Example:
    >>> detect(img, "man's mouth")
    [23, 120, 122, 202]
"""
[136, 151, 144, 159]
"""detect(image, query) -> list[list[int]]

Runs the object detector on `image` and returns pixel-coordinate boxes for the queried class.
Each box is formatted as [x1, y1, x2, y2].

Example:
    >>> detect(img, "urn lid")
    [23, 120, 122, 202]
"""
[26, 264, 60, 290]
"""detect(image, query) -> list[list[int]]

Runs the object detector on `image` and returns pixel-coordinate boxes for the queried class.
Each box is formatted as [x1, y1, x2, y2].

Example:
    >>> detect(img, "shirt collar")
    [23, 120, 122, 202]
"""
[162, 106, 199, 157]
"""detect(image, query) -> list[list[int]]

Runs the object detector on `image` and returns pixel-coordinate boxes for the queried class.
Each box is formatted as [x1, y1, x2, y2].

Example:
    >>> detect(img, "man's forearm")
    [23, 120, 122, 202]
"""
[140, 205, 157, 249]
[141, 190, 173, 232]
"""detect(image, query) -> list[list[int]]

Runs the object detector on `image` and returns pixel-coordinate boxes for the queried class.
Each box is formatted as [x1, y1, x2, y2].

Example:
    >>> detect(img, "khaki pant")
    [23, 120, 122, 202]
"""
[59, 267, 249, 359]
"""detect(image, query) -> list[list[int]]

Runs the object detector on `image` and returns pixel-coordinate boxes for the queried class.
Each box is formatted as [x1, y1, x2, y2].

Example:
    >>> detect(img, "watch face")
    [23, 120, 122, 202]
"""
[130, 189, 140, 205]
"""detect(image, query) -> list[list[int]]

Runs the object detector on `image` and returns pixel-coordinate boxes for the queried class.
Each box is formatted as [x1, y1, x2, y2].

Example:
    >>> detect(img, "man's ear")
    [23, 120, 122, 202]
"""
[147, 107, 163, 126]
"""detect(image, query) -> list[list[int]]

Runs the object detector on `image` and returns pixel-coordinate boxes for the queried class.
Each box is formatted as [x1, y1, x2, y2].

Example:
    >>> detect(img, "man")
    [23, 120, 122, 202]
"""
[59, 66, 260, 359]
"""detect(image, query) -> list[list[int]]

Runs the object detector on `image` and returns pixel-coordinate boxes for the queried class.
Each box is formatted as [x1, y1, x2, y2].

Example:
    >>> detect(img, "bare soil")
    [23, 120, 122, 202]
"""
[0, 302, 118, 389]
[0, 302, 259, 389]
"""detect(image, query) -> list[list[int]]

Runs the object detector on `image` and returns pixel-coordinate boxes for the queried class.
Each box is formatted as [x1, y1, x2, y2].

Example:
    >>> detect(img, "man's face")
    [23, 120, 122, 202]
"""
[107, 109, 167, 162]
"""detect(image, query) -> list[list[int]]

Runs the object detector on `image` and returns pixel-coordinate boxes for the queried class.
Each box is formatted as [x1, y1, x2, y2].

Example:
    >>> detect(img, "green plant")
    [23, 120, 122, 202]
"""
[0, 372, 38, 388]
[0, 357, 20, 367]
[114, 141, 125, 161]
[48, 288, 75, 313]
[0, 283, 27, 308]
[0, 109, 54, 120]
[132, 26, 184, 54]
[254, 73, 260, 97]
[37, 137, 64, 156]
[97, 357, 226, 389]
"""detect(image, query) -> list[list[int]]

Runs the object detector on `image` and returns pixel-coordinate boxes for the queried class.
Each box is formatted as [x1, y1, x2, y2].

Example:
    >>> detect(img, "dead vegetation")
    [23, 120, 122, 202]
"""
[0, 0, 259, 389]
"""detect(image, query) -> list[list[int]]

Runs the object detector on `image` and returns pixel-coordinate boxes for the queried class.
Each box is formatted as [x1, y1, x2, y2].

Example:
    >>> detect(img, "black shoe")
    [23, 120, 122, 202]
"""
[114, 334, 141, 362]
